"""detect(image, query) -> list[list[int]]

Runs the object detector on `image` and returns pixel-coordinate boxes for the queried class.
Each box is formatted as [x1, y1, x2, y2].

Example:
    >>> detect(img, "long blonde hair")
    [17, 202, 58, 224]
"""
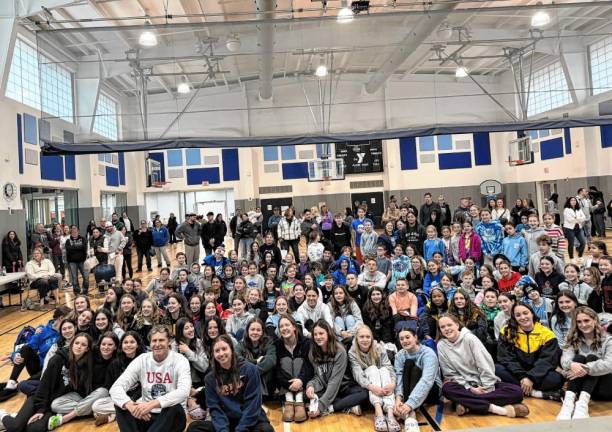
[349, 324, 381, 369]
[565, 306, 605, 351]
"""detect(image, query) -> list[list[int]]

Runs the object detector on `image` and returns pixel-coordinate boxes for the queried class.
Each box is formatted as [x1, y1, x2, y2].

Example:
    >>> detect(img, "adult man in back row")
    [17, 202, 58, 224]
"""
[175, 213, 201, 265]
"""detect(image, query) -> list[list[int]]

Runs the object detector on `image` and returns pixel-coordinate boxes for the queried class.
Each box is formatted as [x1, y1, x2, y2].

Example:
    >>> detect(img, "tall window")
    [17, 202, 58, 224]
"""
[5, 38, 74, 122]
[93, 93, 119, 140]
[526, 62, 572, 116]
[590, 36, 612, 96]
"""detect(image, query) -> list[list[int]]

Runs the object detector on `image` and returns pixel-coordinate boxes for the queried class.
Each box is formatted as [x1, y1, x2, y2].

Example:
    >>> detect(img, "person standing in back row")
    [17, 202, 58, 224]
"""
[167, 213, 178, 244]
[134, 221, 153, 273]
[176, 213, 202, 266]
[576, 188, 592, 242]
[419, 193, 440, 228]
[201, 212, 216, 257]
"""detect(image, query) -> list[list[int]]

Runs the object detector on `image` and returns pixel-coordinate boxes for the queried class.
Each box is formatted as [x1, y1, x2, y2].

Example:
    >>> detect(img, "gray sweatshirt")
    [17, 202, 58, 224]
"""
[560, 333, 612, 376]
[225, 311, 255, 336]
[175, 221, 202, 246]
[105, 229, 127, 255]
[349, 343, 395, 389]
[528, 251, 565, 277]
[523, 226, 547, 257]
[110, 350, 191, 412]
[296, 302, 333, 337]
[307, 345, 349, 412]
[331, 302, 363, 338]
[437, 327, 499, 391]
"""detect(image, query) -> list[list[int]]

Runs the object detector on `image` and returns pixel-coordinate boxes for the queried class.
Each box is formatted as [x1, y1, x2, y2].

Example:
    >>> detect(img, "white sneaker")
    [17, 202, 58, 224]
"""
[556, 392, 575, 420]
[572, 392, 590, 419]
[4, 380, 17, 390]
[405, 417, 420, 432]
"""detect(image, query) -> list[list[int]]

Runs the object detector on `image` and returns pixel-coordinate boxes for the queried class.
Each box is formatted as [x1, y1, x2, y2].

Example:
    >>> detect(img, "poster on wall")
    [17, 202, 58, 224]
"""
[335, 140, 384, 174]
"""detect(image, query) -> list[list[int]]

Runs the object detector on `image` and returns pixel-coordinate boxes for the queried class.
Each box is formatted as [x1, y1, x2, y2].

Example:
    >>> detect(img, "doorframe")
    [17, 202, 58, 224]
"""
[536, 181, 557, 217]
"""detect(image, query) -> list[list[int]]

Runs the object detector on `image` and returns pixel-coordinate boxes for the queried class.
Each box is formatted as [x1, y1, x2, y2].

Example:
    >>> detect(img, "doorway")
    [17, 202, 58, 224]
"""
[261, 198, 293, 232]
[350, 192, 384, 228]
[538, 181, 558, 217]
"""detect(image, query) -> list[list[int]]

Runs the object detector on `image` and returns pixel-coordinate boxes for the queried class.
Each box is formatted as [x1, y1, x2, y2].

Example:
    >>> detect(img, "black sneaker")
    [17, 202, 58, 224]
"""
[542, 390, 562, 401]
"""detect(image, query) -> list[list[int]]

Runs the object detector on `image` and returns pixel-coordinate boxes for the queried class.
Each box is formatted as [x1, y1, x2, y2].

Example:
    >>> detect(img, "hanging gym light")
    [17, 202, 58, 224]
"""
[177, 80, 191, 94]
[455, 65, 468, 78]
[315, 55, 328, 77]
[337, 0, 354, 23]
[139, 22, 158, 47]
[531, 3, 550, 27]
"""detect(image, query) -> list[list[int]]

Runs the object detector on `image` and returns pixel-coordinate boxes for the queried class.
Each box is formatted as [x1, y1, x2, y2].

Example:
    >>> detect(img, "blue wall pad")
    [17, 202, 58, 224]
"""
[419, 135, 434, 151]
[601, 125, 612, 148]
[16, 114, 23, 174]
[540, 137, 564, 160]
[64, 155, 76, 180]
[39, 119, 50, 143]
[106, 166, 119, 187]
[40, 154, 65, 181]
[438, 152, 472, 170]
[437, 135, 452, 151]
[563, 128, 572, 154]
[186, 167, 221, 185]
[118, 152, 126, 185]
[185, 148, 200, 166]
[149, 152, 166, 182]
[399, 137, 418, 170]
[282, 162, 309, 180]
[222, 148, 240, 181]
[473, 132, 492, 166]
[24, 113, 37, 144]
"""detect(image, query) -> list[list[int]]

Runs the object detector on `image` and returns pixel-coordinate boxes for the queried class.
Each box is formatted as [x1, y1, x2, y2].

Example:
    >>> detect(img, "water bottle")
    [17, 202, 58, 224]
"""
[1, 266, 6, 276]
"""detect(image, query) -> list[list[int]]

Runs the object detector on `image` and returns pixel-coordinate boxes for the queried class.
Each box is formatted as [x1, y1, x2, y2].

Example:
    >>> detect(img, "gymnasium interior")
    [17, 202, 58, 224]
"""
[0, 1, 611, 431]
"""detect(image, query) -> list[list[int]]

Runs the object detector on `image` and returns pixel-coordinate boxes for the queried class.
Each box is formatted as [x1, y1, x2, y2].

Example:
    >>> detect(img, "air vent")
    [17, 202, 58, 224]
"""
[349, 180, 384, 189]
[25, 148, 39, 165]
[263, 164, 279, 173]
[203, 156, 219, 165]
[299, 150, 314, 160]
[259, 185, 293, 194]
[420, 154, 435, 164]
[167, 168, 184, 178]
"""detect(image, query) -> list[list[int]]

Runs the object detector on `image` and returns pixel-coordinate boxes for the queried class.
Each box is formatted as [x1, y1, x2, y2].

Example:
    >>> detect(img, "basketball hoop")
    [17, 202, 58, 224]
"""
[508, 159, 525, 167]
[152, 181, 164, 188]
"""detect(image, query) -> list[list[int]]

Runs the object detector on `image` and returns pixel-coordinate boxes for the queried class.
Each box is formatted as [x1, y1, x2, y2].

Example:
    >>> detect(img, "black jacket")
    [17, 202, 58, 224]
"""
[237, 220, 257, 240]
[92, 350, 114, 389]
[167, 216, 178, 231]
[2, 239, 22, 268]
[133, 229, 153, 251]
[274, 336, 313, 390]
[201, 221, 216, 244]
[362, 307, 394, 343]
[260, 243, 282, 268]
[400, 223, 426, 254]
[65, 235, 87, 263]
[105, 355, 141, 399]
[214, 221, 228, 245]
[89, 235, 107, 264]
[330, 222, 351, 254]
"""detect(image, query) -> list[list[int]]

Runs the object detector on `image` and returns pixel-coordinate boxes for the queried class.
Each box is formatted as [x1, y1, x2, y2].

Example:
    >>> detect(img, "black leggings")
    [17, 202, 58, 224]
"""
[282, 239, 300, 261]
[136, 249, 151, 271]
[122, 253, 133, 279]
[316, 384, 368, 412]
[495, 363, 564, 391]
[29, 278, 58, 299]
[401, 360, 440, 406]
[567, 354, 612, 400]
[115, 404, 185, 432]
[10, 345, 41, 382]
[187, 419, 274, 432]
[2, 396, 52, 432]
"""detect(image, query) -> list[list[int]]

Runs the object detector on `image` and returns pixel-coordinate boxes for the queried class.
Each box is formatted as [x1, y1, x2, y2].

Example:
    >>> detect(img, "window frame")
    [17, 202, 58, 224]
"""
[525, 61, 573, 117]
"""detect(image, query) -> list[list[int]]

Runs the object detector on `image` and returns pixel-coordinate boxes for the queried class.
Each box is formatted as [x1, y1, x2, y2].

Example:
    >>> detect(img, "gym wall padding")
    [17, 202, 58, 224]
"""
[473, 132, 492, 166]
[221, 148, 240, 182]
[23, 113, 37, 145]
[281, 162, 309, 180]
[399, 137, 418, 170]
[118, 152, 126, 185]
[106, 166, 119, 187]
[16, 114, 23, 174]
[149, 152, 166, 182]
[540, 137, 564, 160]
[438, 152, 472, 170]
[40, 154, 65, 181]
[64, 155, 76, 180]
[601, 125, 612, 148]
[564, 128, 572, 154]
[186, 167, 221, 185]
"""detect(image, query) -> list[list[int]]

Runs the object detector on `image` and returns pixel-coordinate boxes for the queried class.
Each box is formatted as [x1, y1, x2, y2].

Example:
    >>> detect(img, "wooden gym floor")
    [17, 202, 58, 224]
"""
[0, 238, 611, 431]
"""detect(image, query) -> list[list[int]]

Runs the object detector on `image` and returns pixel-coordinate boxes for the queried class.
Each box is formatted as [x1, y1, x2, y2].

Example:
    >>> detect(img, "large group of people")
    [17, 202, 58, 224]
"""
[1, 188, 611, 432]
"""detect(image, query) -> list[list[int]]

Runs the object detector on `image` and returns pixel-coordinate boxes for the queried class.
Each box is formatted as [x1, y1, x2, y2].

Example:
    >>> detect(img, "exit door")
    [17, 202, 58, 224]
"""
[261, 198, 293, 233]
[351, 192, 384, 228]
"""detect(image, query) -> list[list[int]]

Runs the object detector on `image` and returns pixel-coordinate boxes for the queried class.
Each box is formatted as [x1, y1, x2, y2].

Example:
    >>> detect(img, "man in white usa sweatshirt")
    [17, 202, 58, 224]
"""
[110, 325, 192, 432]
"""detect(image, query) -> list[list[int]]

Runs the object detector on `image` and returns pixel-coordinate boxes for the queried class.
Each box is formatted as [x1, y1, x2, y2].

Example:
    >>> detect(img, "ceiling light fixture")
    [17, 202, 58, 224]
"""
[315, 64, 328, 77]
[139, 23, 157, 47]
[455, 65, 468, 78]
[226, 34, 241, 52]
[531, 3, 550, 27]
[337, 0, 354, 23]
[177, 80, 191, 94]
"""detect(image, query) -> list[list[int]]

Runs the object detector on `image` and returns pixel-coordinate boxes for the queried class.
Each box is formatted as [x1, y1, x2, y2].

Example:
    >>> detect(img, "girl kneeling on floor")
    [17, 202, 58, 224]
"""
[349, 325, 401, 432]
[305, 320, 368, 418]
[557, 306, 612, 420]
[437, 314, 529, 418]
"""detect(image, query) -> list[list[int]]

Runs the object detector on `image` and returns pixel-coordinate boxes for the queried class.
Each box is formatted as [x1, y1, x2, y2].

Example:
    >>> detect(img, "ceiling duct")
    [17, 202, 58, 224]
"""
[364, 3, 459, 94]
[256, 0, 277, 100]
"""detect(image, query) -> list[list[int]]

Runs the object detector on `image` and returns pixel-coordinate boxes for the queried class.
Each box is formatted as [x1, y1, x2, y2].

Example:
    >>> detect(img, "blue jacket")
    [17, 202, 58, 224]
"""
[151, 226, 169, 247]
[423, 272, 443, 297]
[177, 281, 198, 300]
[206, 360, 268, 432]
[423, 238, 445, 262]
[203, 254, 229, 276]
[394, 345, 442, 409]
[501, 234, 529, 268]
[335, 256, 358, 274]
[474, 221, 504, 256]
[28, 320, 60, 365]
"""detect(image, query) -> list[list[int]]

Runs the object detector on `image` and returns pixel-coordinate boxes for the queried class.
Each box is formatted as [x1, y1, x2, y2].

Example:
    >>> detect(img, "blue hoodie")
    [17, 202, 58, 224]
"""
[423, 272, 443, 297]
[423, 238, 445, 262]
[332, 258, 357, 286]
[27, 320, 60, 365]
[206, 359, 269, 432]
[501, 234, 529, 268]
[394, 345, 442, 409]
[475, 220, 504, 256]
[151, 226, 169, 247]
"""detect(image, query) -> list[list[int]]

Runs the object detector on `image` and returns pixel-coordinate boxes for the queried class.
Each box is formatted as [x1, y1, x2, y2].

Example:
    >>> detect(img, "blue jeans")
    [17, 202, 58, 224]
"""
[239, 238, 253, 260]
[69, 261, 89, 294]
[563, 226, 586, 259]
[334, 315, 357, 332]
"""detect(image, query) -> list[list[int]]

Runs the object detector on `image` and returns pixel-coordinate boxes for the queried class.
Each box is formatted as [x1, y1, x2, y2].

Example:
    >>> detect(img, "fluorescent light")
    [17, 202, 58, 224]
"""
[337, 7, 354, 23]
[139, 30, 157, 47]
[177, 81, 191, 94]
[315, 64, 328, 77]
[531, 11, 550, 27]
[455, 66, 468, 78]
